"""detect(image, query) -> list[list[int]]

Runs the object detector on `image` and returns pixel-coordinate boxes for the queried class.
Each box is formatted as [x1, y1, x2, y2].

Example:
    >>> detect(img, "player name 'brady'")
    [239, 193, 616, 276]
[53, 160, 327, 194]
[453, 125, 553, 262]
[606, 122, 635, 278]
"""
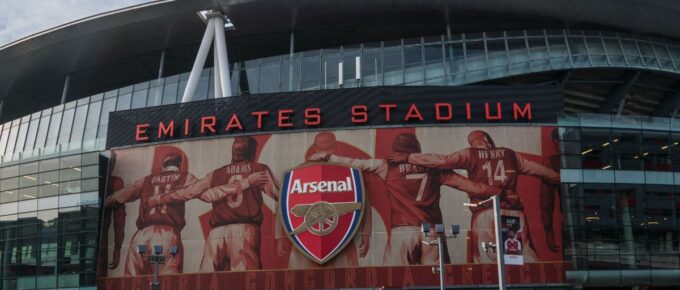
[290, 177, 353, 194]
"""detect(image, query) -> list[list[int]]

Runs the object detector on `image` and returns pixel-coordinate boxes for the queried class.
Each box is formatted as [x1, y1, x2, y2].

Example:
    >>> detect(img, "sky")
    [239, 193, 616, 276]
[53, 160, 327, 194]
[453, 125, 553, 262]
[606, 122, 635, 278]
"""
[0, 0, 153, 46]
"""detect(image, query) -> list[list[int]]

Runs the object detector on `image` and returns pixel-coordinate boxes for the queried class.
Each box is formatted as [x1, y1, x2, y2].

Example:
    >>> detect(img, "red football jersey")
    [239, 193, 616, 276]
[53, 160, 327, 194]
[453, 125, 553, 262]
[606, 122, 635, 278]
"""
[208, 161, 271, 226]
[505, 239, 520, 254]
[136, 171, 190, 229]
[385, 162, 443, 226]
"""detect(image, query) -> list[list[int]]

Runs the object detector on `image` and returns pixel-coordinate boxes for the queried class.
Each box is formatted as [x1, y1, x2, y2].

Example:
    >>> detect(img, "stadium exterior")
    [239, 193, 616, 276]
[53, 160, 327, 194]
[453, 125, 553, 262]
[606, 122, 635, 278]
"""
[1, 0, 680, 289]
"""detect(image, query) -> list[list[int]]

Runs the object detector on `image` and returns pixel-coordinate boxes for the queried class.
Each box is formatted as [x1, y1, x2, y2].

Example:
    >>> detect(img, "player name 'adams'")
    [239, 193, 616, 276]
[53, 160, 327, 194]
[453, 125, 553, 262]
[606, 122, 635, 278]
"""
[290, 177, 353, 194]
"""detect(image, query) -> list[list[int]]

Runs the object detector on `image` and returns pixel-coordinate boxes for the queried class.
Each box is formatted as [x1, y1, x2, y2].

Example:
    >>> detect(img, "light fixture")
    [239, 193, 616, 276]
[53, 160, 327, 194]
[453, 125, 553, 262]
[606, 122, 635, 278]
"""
[581, 148, 593, 155]
[137, 245, 147, 254]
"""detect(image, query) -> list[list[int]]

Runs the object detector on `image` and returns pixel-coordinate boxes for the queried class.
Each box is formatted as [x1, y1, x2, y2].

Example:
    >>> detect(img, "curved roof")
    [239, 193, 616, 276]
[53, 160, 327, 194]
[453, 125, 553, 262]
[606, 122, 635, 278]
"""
[2, 0, 680, 102]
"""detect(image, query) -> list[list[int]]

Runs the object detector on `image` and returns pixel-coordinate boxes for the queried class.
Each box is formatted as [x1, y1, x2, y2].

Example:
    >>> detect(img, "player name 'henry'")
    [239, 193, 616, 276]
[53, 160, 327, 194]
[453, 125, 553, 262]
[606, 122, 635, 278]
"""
[290, 177, 353, 194]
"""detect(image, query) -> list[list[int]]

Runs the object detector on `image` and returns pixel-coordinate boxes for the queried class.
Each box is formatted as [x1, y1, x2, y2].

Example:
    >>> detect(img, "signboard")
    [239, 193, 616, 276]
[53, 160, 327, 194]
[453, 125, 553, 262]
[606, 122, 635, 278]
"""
[98, 125, 566, 289]
[105, 86, 563, 148]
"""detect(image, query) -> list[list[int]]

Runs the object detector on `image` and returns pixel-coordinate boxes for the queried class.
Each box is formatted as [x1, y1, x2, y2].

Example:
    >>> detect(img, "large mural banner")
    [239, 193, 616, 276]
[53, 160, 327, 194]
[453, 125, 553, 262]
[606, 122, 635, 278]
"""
[97, 126, 566, 289]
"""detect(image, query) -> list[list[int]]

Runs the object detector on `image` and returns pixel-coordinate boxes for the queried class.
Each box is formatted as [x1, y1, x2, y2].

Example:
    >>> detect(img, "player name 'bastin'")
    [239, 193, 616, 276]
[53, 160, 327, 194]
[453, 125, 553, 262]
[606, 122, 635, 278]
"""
[290, 177, 353, 194]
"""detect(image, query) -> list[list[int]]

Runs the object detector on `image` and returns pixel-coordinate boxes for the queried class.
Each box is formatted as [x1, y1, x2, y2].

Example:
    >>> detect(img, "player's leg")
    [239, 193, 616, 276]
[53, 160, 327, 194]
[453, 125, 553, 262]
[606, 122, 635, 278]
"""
[382, 226, 420, 266]
[199, 226, 229, 272]
[471, 209, 496, 264]
[288, 247, 315, 269]
[228, 223, 261, 270]
[157, 225, 183, 275]
[329, 240, 358, 267]
[419, 231, 440, 265]
[124, 228, 150, 276]
[510, 210, 538, 263]
[540, 187, 557, 251]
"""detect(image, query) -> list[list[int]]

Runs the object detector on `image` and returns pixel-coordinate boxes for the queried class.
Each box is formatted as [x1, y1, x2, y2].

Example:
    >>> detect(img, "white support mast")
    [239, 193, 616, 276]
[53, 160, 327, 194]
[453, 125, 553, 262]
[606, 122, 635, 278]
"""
[181, 10, 235, 103]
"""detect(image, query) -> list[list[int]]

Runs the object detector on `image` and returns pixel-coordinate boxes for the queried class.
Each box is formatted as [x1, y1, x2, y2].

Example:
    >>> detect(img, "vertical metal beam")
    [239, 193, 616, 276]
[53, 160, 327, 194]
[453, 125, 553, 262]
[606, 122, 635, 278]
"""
[158, 49, 166, 79]
[288, 30, 295, 91]
[582, 30, 593, 66]
[492, 195, 507, 290]
[213, 17, 232, 97]
[598, 70, 641, 114]
[60, 74, 70, 104]
[214, 48, 222, 99]
[557, 70, 572, 89]
[181, 17, 216, 103]
[599, 31, 611, 66]
[563, 29, 575, 68]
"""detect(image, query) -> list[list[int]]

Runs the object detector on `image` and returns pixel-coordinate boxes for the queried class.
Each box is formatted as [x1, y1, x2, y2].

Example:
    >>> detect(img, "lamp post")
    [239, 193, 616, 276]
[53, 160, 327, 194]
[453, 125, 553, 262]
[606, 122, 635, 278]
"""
[463, 194, 506, 290]
[421, 223, 460, 290]
[137, 244, 178, 290]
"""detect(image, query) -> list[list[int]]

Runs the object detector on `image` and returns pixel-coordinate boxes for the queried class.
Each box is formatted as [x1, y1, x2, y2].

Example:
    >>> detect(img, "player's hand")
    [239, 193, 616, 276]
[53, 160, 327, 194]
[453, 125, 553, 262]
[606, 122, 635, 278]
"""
[276, 238, 287, 257]
[246, 171, 269, 188]
[144, 195, 162, 211]
[308, 152, 331, 162]
[109, 248, 121, 269]
[104, 197, 117, 209]
[358, 235, 370, 257]
[387, 152, 410, 163]
[502, 190, 523, 210]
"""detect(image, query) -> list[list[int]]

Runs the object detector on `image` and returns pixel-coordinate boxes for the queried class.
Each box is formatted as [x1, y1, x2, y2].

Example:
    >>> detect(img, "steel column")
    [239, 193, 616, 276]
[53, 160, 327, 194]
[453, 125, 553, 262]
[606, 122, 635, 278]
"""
[492, 194, 506, 290]
[181, 17, 216, 103]
[213, 17, 232, 97]
[60, 74, 71, 104]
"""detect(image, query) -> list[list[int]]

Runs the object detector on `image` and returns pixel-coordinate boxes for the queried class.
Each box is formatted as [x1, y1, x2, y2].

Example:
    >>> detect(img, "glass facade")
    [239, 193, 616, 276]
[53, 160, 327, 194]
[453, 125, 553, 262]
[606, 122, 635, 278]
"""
[0, 153, 101, 290]
[0, 28, 679, 289]
[560, 113, 680, 286]
[2, 30, 680, 166]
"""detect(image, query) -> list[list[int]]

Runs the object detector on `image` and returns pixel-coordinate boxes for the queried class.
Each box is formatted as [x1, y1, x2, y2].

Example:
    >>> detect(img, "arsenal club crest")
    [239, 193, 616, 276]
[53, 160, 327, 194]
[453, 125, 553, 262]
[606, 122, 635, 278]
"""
[280, 163, 365, 264]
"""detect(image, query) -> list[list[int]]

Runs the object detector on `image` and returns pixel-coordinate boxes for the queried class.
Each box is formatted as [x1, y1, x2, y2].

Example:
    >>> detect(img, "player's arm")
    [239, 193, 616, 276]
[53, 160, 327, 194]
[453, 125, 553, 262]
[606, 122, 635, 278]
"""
[309, 153, 388, 179]
[105, 179, 143, 207]
[440, 171, 501, 199]
[199, 170, 273, 203]
[358, 194, 372, 257]
[159, 172, 214, 204]
[402, 149, 472, 170]
[518, 156, 560, 185]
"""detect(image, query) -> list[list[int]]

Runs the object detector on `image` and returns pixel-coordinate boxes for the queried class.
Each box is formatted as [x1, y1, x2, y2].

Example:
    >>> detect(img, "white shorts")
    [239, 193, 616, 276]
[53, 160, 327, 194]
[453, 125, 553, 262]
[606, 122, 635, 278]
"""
[199, 223, 260, 272]
[124, 225, 183, 276]
[383, 226, 439, 266]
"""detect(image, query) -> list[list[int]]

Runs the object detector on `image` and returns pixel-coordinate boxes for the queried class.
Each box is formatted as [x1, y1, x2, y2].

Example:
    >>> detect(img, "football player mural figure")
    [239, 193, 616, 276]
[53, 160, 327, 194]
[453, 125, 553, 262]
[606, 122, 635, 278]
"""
[146, 136, 280, 272]
[389, 130, 560, 263]
[311, 133, 503, 266]
[504, 230, 522, 255]
[104, 146, 197, 275]
[541, 128, 561, 252]
[99, 152, 126, 273]
[287, 131, 373, 269]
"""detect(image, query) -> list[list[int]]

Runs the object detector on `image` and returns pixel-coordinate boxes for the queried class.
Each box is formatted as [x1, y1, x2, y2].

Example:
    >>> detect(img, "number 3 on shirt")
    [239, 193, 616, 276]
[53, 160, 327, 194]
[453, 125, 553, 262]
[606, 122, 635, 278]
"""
[406, 173, 428, 201]
[482, 160, 507, 186]
[227, 175, 244, 208]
